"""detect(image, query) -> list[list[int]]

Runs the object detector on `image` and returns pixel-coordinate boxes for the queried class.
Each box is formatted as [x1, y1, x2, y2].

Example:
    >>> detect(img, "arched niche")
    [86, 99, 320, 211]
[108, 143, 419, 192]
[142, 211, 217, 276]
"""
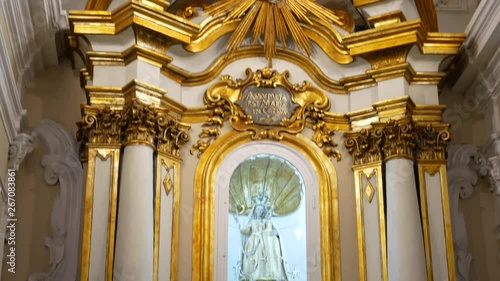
[192, 131, 340, 281]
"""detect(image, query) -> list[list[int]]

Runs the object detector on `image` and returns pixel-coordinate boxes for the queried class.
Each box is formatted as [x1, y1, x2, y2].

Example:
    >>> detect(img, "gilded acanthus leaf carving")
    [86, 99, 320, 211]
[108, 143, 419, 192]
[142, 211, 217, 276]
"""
[307, 105, 341, 161]
[414, 123, 451, 161]
[190, 99, 232, 158]
[77, 105, 124, 161]
[344, 128, 383, 166]
[157, 113, 191, 157]
[344, 120, 452, 164]
[376, 119, 416, 160]
[77, 101, 190, 160]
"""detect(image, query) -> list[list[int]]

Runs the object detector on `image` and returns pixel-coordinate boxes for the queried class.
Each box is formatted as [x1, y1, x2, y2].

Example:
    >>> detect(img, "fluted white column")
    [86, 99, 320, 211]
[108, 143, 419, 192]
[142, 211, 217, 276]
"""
[114, 145, 154, 280]
[386, 158, 426, 281]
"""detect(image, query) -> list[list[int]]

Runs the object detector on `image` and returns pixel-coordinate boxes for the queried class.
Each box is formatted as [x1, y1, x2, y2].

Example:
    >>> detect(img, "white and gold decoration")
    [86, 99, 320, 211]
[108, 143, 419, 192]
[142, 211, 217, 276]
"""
[65, 0, 468, 281]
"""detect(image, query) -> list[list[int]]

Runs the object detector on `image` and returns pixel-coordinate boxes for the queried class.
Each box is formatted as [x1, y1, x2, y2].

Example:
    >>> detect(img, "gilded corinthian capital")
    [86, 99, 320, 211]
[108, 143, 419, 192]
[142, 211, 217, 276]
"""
[376, 119, 416, 161]
[344, 120, 452, 165]
[344, 128, 383, 166]
[77, 105, 124, 161]
[414, 123, 451, 161]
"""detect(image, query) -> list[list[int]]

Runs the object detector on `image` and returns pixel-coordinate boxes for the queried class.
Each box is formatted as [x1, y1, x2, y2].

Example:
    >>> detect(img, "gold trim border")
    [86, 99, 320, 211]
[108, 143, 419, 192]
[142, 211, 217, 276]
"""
[154, 152, 181, 281]
[80, 145, 121, 281]
[417, 161, 457, 281]
[353, 164, 388, 281]
[418, 163, 435, 281]
[439, 165, 457, 281]
[192, 131, 341, 281]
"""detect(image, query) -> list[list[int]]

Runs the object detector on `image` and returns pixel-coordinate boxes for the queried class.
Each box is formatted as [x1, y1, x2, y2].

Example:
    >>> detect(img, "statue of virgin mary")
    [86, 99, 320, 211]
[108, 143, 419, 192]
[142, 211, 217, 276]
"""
[239, 204, 287, 281]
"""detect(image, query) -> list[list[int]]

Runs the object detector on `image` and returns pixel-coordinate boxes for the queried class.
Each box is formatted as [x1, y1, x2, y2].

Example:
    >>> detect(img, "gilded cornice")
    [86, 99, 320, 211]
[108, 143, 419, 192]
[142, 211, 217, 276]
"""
[70, 1, 199, 40]
[85, 79, 187, 119]
[342, 19, 465, 55]
[347, 96, 446, 130]
[69, 1, 465, 73]
[84, 44, 447, 96]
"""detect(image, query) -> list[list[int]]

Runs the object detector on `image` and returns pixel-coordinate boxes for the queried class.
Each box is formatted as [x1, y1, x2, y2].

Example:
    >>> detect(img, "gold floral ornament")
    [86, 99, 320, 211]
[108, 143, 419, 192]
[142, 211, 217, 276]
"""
[204, 0, 354, 63]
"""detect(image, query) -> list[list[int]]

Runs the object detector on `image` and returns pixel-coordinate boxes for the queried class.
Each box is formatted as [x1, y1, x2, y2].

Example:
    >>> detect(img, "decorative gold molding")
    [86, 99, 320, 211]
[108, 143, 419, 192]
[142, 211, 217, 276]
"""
[352, 164, 387, 281]
[85, 45, 446, 97]
[154, 153, 181, 281]
[192, 131, 341, 281]
[353, 0, 384, 7]
[417, 162, 435, 281]
[414, 0, 439, 32]
[342, 19, 464, 56]
[439, 165, 457, 281]
[70, 1, 199, 40]
[368, 11, 407, 28]
[78, 98, 190, 155]
[80, 146, 120, 281]
[85, 0, 113, 11]
[417, 164, 456, 281]
[77, 105, 124, 161]
[78, 105, 124, 145]
[361, 45, 412, 69]
[190, 67, 341, 159]
[175, 0, 207, 20]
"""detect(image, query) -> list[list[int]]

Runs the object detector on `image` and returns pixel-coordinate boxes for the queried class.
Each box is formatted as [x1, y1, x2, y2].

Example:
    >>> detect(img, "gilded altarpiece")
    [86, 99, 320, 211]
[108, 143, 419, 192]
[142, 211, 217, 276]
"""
[192, 68, 341, 281]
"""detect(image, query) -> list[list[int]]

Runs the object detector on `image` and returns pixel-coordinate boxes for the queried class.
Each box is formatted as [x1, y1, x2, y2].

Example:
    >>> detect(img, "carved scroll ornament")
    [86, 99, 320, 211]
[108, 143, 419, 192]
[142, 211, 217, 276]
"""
[190, 67, 340, 160]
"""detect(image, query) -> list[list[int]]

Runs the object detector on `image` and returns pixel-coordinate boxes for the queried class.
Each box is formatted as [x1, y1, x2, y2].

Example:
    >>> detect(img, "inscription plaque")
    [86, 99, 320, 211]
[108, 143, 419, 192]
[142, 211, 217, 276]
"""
[236, 85, 299, 126]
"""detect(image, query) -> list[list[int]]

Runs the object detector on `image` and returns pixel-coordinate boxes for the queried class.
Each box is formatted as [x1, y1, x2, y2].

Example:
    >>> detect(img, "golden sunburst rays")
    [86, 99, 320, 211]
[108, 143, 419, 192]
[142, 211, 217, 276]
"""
[204, 0, 354, 63]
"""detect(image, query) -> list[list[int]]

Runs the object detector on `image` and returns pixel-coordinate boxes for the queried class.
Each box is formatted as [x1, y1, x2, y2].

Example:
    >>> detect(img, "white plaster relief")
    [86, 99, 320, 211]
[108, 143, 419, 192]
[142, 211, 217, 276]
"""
[28, 119, 83, 281]
[7, 133, 33, 171]
[447, 143, 488, 281]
